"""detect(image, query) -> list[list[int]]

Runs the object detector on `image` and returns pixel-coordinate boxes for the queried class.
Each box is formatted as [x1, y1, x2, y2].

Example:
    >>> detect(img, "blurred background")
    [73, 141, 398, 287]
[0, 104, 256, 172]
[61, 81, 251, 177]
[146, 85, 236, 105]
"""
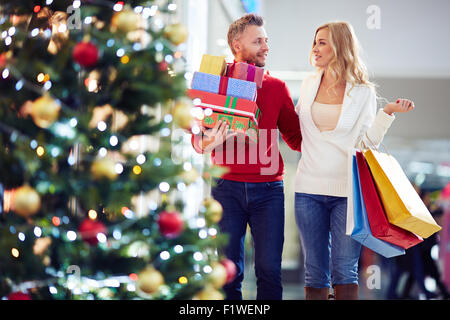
[178, 0, 450, 299]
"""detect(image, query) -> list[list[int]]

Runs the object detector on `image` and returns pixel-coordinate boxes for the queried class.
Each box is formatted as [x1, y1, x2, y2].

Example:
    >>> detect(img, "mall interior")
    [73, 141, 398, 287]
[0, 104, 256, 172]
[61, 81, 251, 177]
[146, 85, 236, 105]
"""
[180, 0, 450, 300]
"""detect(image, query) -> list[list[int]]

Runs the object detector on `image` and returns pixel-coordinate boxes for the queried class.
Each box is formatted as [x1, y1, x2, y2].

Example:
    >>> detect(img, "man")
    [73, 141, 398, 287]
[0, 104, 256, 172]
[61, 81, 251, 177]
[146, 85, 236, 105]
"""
[191, 14, 302, 300]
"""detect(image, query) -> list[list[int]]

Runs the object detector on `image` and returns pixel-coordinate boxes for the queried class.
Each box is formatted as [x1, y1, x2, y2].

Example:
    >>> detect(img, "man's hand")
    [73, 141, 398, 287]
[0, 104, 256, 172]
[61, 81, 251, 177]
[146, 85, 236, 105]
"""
[198, 120, 238, 153]
[383, 98, 415, 116]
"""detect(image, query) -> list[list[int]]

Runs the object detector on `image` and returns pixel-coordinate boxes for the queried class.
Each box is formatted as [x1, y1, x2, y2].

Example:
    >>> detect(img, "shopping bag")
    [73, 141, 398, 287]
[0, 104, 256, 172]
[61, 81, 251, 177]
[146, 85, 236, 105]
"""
[363, 149, 442, 238]
[350, 154, 405, 258]
[346, 149, 356, 235]
[356, 151, 423, 249]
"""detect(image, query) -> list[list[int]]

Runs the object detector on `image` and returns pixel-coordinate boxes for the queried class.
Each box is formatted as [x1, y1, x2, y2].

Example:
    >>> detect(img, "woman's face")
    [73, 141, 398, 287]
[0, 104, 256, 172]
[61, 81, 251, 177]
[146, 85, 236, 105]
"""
[312, 28, 334, 68]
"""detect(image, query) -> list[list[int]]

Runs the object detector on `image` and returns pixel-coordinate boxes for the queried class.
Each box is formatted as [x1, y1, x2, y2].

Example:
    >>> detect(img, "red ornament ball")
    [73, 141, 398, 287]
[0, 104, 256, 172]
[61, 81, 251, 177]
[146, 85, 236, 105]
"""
[72, 41, 99, 67]
[220, 258, 237, 284]
[158, 61, 169, 71]
[78, 218, 107, 245]
[157, 211, 184, 238]
[7, 291, 32, 300]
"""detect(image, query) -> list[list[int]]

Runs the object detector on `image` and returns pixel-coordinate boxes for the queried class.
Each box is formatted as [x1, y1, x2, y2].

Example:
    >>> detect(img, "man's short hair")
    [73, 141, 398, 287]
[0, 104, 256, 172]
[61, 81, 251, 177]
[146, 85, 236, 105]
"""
[227, 13, 264, 55]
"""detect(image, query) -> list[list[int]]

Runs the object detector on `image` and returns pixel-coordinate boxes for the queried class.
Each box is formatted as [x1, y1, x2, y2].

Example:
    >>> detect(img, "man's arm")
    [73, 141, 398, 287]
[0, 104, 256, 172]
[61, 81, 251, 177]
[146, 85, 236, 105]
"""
[277, 82, 302, 152]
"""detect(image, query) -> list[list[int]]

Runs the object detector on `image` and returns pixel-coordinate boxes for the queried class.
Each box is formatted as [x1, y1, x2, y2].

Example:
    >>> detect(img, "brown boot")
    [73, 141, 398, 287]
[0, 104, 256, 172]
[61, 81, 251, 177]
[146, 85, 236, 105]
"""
[333, 284, 359, 300]
[304, 287, 330, 300]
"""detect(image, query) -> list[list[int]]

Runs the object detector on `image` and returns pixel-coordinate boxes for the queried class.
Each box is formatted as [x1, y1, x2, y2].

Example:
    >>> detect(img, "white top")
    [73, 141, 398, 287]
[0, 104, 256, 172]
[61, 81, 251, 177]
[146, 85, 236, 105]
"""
[311, 101, 342, 132]
[294, 71, 395, 197]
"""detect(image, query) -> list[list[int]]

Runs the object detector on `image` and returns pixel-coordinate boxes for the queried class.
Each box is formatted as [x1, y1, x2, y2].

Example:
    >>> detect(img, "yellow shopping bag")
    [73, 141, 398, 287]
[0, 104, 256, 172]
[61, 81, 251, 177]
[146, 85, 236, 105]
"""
[363, 149, 441, 238]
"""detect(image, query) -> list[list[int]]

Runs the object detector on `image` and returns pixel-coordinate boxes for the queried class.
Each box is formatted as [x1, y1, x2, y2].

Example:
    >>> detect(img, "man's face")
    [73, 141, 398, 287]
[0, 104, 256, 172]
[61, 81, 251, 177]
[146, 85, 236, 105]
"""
[233, 25, 269, 67]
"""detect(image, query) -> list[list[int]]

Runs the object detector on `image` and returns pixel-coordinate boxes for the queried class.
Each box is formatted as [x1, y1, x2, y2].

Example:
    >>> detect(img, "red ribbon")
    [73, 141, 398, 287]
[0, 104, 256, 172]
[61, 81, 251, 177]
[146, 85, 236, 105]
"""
[246, 64, 256, 82]
[218, 76, 229, 95]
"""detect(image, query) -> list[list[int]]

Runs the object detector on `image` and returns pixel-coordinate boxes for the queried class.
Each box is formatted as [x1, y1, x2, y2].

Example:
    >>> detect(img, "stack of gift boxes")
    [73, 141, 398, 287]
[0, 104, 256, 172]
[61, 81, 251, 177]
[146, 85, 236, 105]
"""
[187, 54, 264, 143]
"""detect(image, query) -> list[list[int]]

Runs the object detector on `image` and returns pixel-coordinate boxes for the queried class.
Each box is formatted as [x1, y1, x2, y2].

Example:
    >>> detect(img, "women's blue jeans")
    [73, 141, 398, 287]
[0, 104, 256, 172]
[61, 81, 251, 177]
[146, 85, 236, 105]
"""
[294, 192, 361, 288]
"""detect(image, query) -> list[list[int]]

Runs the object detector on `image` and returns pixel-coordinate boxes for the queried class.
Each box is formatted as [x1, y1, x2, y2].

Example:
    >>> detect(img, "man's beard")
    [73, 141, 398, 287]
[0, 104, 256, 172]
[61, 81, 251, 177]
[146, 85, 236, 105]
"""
[241, 51, 266, 67]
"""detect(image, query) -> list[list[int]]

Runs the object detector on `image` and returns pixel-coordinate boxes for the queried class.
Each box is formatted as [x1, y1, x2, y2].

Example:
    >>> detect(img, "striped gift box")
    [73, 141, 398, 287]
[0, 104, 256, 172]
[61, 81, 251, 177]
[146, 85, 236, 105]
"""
[191, 71, 257, 101]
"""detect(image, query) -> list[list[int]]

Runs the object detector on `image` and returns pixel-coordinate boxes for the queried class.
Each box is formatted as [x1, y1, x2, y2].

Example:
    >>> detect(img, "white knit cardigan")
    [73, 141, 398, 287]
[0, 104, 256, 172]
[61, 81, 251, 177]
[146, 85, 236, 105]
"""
[294, 71, 395, 197]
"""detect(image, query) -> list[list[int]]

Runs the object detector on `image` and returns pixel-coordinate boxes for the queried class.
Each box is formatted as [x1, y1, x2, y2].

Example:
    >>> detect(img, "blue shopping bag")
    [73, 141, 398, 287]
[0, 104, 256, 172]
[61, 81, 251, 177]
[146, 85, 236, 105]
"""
[351, 155, 405, 258]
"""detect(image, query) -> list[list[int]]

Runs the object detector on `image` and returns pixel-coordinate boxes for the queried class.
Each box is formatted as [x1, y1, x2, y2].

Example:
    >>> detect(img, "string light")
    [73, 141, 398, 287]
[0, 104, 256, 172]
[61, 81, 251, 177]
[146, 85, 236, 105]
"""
[159, 182, 170, 192]
[132, 165, 142, 175]
[30, 28, 39, 37]
[109, 135, 118, 146]
[67, 230, 77, 241]
[36, 146, 45, 156]
[34, 226, 42, 237]
[178, 276, 188, 284]
[97, 121, 107, 132]
[193, 252, 203, 261]
[37, 73, 45, 82]
[2, 68, 9, 78]
[159, 251, 170, 260]
[15, 80, 23, 91]
[88, 209, 97, 220]
[52, 216, 61, 226]
[120, 55, 129, 64]
[198, 229, 208, 239]
[72, 0, 81, 9]
[136, 154, 146, 164]
[96, 233, 107, 243]
[8, 27, 16, 36]
[116, 48, 125, 57]
[30, 140, 38, 149]
[115, 163, 123, 174]
[113, 1, 124, 11]
[11, 248, 20, 258]
[203, 265, 212, 273]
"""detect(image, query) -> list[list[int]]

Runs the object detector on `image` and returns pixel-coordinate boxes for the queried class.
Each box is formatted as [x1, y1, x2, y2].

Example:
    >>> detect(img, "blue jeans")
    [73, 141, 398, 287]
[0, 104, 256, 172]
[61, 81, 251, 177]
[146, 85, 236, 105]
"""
[211, 179, 285, 300]
[294, 193, 361, 288]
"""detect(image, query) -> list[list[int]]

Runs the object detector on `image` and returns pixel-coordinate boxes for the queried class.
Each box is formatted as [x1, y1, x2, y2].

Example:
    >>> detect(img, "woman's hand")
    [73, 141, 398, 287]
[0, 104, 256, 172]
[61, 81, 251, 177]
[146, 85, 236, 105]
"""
[383, 98, 415, 116]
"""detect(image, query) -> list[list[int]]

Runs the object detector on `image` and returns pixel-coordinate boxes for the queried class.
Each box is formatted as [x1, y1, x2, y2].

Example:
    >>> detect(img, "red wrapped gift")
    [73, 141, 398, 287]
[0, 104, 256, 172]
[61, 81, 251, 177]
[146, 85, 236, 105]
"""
[226, 62, 264, 88]
[356, 151, 423, 249]
[187, 89, 261, 125]
[196, 110, 258, 143]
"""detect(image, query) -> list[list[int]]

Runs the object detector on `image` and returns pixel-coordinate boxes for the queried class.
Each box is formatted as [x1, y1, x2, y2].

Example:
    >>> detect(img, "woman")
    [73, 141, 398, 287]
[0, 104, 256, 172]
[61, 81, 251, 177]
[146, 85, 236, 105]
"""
[294, 21, 414, 300]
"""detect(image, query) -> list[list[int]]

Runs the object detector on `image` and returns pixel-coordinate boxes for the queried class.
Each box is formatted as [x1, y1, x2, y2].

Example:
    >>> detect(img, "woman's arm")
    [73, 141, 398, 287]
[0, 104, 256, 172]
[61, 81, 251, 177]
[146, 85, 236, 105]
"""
[356, 88, 414, 149]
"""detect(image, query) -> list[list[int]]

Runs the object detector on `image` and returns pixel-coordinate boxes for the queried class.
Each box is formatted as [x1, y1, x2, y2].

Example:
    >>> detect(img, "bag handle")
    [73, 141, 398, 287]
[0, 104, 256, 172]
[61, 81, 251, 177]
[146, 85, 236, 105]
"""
[363, 134, 391, 156]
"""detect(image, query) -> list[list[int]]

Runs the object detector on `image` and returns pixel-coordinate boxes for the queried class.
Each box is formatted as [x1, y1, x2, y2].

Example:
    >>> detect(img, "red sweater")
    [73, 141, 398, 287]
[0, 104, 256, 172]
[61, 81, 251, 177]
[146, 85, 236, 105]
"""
[191, 72, 302, 182]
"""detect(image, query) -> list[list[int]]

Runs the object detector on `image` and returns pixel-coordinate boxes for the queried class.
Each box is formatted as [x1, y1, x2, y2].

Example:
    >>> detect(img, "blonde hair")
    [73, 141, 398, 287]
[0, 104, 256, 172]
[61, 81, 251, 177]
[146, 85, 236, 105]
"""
[310, 21, 376, 94]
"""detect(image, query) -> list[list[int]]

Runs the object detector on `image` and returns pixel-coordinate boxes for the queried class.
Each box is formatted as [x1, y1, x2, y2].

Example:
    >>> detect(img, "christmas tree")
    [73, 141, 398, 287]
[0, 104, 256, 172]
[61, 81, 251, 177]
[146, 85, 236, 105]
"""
[0, 0, 234, 300]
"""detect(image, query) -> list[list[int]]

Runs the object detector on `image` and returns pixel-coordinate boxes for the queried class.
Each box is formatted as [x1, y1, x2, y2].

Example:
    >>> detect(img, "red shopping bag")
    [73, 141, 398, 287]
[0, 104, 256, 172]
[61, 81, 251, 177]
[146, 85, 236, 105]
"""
[356, 151, 423, 249]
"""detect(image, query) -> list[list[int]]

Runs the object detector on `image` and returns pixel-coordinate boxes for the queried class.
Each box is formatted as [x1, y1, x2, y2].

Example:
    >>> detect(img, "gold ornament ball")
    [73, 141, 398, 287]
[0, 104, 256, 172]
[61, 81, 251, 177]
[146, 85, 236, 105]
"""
[13, 185, 41, 217]
[209, 262, 227, 289]
[164, 23, 188, 46]
[91, 158, 118, 181]
[172, 100, 193, 130]
[181, 168, 199, 185]
[111, 9, 142, 33]
[31, 95, 61, 129]
[137, 267, 165, 295]
[194, 285, 224, 300]
[203, 198, 223, 224]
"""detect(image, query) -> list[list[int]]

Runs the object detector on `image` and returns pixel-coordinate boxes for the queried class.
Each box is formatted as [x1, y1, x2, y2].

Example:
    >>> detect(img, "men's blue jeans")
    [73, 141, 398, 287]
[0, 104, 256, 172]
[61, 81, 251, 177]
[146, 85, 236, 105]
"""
[211, 178, 285, 300]
[294, 192, 361, 289]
